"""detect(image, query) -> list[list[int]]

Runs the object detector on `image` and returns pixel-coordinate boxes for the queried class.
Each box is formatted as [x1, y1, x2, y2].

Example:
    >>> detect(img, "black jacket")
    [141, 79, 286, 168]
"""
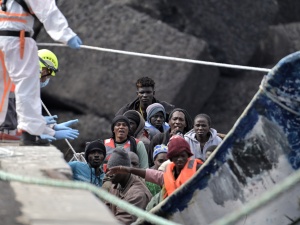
[115, 97, 175, 122]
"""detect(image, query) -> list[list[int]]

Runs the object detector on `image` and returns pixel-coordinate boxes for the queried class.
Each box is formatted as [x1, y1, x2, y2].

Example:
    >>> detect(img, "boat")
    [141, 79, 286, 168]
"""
[135, 51, 300, 225]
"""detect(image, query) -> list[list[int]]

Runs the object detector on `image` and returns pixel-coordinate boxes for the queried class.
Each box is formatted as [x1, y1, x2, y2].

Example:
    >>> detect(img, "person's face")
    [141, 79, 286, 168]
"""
[130, 154, 140, 168]
[205, 151, 213, 160]
[113, 121, 129, 142]
[107, 168, 124, 184]
[171, 151, 189, 171]
[136, 87, 155, 107]
[150, 111, 165, 129]
[88, 150, 105, 168]
[40, 67, 52, 82]
[128, 119, 137, 136]
[153, 153, 167, 170]
[194, 117, 210, 138]
[169, 111, 187, 133]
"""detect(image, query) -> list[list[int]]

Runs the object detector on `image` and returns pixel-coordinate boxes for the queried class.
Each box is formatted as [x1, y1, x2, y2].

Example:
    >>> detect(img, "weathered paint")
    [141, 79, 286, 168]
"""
[137, 51, 300, 225]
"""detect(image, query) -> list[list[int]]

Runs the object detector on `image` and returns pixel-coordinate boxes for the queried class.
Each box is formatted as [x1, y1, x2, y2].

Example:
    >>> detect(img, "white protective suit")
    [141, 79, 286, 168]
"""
[0, 0, 76, 135]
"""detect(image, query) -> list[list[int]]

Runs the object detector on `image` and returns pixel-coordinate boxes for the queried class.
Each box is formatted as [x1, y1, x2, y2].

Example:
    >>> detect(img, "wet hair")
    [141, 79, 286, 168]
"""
[136, 77, 155, 89]
[194, 114, 211, 127]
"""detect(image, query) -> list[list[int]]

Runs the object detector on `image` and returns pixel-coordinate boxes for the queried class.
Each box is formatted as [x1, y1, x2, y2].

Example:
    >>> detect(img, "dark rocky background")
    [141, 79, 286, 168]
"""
[36, 0, 300, 159]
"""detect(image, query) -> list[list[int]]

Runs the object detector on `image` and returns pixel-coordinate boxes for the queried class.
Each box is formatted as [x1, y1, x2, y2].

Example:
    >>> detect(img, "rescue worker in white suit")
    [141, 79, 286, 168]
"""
[0, 0, 82, 145]
[0, 48, 79, 143]
[38, 49, 79, 143]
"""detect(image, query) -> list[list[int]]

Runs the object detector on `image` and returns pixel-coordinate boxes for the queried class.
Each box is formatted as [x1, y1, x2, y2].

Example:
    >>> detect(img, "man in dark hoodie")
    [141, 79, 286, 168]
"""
[148, 108, 193, 166]
[115, 77, 174, 121]
[123, 110, 150, 150]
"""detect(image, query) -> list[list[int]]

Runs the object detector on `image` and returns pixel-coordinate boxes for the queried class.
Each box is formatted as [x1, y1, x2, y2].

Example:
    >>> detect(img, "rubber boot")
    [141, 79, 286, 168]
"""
[19, 131, 50, 146]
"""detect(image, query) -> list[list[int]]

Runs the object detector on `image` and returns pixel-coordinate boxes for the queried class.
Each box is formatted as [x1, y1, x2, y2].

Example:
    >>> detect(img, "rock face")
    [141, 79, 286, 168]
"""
[111, 0, 278, 65]
[37, 1, 218, 155]
[251, 23, 300, 67]
[273, 0, 300, 24]
[34, 0, 298, 157]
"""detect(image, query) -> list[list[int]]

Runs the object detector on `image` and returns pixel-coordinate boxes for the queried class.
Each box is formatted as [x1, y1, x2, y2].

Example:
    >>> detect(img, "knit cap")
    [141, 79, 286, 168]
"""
[123, 110, 140, 125]
[153, 144, 168, 160]
[107, 148, 131, 168]
[111, 115, 130, 133]
[84, 140, 106, 161]
[146, 103, 166, 122]
[167, 135, 193, 160]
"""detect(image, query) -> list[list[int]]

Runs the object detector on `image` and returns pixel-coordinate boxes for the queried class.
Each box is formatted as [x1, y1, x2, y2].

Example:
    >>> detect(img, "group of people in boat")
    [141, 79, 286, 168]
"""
[69, 76, 224, 224]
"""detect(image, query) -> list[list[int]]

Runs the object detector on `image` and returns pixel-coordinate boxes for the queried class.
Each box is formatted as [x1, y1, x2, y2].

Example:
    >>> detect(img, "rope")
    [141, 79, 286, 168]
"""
[210, 168, 300, 225]
[41, 100, 83, 162]
[37, 43, 271, 73]
[0, 170, 181, 225]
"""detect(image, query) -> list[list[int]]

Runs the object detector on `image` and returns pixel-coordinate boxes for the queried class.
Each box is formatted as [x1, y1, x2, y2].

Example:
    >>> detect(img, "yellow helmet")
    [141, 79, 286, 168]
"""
[38, 49, 58, 77]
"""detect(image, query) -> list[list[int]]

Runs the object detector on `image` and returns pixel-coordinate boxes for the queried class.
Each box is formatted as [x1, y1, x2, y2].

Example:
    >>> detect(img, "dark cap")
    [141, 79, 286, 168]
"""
[107, 148, 131, 168]
[111, 115, 130, 133]
[85, 140, 106, 161]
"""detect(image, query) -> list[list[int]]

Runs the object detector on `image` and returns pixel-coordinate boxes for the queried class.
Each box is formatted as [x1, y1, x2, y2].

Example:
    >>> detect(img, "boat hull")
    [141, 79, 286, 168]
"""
[138, 51, 300, 225]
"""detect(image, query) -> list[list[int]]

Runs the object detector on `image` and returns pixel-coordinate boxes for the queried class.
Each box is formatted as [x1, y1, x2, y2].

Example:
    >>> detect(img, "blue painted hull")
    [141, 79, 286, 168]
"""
[140, 52, 300, 224]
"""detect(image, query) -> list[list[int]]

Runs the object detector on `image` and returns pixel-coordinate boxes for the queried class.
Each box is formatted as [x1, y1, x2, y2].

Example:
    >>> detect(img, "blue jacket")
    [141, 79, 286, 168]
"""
[144, 121, 170, 141]
[68, 161, 104, 187]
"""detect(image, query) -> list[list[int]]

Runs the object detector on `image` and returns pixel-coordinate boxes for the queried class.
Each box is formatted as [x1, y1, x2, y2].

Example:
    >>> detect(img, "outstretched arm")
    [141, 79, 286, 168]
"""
[107, 166, 146, 179]
[107, 166, 164, 186]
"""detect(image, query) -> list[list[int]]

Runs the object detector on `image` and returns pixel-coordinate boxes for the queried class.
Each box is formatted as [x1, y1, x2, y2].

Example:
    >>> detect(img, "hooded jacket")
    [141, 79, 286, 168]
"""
[184, 128, 222, 160]
[115, 97, 174, 122]
[144, 121, 169, 141]
[123, 110, 150, 150]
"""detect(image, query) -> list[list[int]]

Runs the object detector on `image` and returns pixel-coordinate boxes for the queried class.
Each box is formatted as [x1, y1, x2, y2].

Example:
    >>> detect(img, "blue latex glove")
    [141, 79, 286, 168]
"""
[40, 134, 56, 142]
[54, 119, 79, 131]
[44, 115, 58, 125]
[67, 35, 82, 49]
[54, 129, 79, 140]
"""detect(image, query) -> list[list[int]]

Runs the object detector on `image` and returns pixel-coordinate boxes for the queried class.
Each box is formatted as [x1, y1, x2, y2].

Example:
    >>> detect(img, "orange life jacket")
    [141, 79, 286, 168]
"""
[103, 137, 139, 172]
[163, 158, 203, 199]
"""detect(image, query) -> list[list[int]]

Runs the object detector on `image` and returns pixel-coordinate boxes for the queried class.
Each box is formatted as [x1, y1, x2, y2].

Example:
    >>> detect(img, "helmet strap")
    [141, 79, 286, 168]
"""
[39, 57, 58, 73]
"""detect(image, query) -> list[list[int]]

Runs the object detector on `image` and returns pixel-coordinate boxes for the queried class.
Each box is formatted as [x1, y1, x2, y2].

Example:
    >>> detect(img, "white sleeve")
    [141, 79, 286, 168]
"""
[25, 0, 76, 43]
[43, 126, 55, 136]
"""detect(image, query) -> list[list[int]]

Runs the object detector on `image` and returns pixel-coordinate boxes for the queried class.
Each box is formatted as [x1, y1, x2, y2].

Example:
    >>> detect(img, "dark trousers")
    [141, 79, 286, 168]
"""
[0, 95, 17, 131]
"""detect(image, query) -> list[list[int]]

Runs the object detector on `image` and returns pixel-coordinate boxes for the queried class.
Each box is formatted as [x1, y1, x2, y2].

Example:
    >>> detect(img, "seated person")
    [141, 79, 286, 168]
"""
[68, 140, 106, 187]
[146, 144, 168, 196]
[105, 148, 152, 225]
[205, 145, 218, 160]
[148, 108, 193, 166]
[104, 115, 149, 170]
[184, 114, 223, 161]
[115, 77, 174, 121]
[151, 144, 168, 170]
[144, 103, 170, 141]
[107, 136, 203, 206]
[123, 110, 150, 150]
[129, 151, 140, 168]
